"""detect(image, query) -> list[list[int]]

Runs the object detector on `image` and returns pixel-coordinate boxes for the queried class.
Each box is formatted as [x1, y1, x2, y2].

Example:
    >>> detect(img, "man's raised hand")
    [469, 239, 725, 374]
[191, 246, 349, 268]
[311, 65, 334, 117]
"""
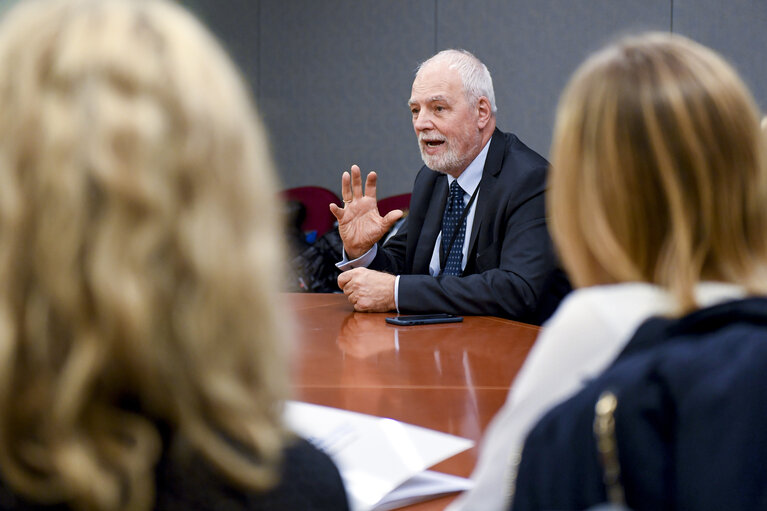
[330, 164, 403, 259]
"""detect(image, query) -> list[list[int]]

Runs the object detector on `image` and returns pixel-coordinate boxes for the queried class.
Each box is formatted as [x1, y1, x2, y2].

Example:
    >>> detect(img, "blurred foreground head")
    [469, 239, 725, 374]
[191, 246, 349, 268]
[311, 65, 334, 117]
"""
[0, 0, 288, 508]
[550, 32, 767, 311]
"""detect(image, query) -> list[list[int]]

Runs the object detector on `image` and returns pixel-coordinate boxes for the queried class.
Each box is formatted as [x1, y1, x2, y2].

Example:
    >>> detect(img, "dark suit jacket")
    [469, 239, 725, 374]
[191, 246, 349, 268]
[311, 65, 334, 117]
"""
[369, 128, 568, 324]
[512, 296, 767, 511]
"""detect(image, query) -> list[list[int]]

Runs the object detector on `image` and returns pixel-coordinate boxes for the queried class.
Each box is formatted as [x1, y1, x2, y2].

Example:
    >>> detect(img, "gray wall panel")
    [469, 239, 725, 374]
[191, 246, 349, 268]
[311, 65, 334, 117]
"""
[259, 1, 434, 197]
[184, 1, 766, 197]
[438, 0, 670, 158]
[673, 0, 767, 110]
[184, 0, 261, 99]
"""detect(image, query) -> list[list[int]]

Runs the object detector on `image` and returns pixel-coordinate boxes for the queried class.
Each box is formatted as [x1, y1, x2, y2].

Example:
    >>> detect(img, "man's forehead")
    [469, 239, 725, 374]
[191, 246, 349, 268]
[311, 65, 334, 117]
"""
[408, 94, 450, 106]
[409, 65, 463, 104]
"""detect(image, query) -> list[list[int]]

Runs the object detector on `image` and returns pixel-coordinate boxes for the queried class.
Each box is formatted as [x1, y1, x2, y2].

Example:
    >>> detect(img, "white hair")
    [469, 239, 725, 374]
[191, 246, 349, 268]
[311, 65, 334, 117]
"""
[417, 49, 497, 113]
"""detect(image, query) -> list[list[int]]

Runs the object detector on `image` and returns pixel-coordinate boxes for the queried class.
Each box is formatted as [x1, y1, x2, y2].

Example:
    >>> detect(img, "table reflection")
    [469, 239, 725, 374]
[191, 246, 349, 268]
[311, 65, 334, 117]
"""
[334, 312, 493, 391]
[289, 292, 540, 498]
[337, 313, 398, 359]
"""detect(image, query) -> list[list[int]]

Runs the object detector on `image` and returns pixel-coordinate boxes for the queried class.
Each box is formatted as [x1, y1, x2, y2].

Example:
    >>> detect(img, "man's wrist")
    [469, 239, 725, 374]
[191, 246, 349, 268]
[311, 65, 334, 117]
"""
[345, 245, 373, 260]
[336, 245, 378, 271]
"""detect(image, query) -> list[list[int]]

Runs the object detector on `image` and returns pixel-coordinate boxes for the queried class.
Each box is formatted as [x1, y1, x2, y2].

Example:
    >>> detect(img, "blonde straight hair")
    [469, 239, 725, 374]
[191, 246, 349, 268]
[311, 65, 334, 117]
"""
[550, 32, 767, 312]
[0, 0, 290, 509]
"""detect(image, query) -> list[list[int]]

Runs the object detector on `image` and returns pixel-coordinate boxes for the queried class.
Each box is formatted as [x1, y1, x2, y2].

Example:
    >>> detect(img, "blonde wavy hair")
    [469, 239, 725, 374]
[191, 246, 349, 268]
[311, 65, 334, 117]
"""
[550, 32, 767, 312]
[0, 0, 290, 509]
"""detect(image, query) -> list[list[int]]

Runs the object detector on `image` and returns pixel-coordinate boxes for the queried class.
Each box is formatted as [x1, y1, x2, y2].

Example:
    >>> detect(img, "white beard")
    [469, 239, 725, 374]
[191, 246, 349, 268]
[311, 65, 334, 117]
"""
[417, 130, 478, 175]
[420, 144, 465, 174]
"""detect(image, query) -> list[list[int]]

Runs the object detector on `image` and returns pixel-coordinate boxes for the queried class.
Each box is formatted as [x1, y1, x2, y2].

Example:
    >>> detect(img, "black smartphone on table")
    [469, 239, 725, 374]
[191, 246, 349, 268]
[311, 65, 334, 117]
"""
[385, 313, 463, 326]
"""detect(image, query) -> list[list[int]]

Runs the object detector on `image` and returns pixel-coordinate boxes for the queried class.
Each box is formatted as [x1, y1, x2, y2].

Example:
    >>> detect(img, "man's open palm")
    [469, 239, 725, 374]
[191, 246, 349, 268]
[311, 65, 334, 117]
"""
[330, 165, 403, 259]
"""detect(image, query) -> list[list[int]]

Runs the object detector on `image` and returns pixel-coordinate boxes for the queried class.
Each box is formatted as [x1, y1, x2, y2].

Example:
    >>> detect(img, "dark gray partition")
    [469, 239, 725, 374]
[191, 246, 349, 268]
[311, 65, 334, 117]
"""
[258, 1, 434, 198]
[673, 0, 767, 111]
[438, 0, 670, 157]
[183, 0, 261, 97]
[182, 0, 763, 197]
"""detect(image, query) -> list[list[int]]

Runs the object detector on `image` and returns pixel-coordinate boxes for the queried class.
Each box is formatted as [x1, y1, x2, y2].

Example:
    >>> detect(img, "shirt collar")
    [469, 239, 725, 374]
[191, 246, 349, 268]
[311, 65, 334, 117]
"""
[446, 137, 491, 195]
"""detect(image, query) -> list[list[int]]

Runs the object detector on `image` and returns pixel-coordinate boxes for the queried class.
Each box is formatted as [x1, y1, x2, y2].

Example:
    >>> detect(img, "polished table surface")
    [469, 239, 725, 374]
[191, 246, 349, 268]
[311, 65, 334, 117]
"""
[288, 293, 541, 510]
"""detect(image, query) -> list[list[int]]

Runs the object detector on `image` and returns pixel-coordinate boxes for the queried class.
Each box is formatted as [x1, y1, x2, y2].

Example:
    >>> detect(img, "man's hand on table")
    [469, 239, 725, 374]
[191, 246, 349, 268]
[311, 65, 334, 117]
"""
[337, 267, 396, 312]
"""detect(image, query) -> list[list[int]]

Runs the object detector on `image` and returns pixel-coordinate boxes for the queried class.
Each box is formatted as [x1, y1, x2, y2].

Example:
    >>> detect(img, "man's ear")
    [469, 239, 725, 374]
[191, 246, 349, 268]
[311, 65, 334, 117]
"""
[477, 96, 492, 129]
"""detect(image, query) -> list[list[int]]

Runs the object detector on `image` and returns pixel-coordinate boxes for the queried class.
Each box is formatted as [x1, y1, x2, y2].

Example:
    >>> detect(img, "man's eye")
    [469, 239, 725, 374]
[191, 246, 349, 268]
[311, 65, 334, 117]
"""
[411, 109, 419, 116]
[435, 106, 444, 112]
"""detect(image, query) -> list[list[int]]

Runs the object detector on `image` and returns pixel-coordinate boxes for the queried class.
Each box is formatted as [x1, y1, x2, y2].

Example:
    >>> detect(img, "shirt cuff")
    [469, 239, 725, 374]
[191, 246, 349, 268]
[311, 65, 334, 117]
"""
[335, 244, 378, 271]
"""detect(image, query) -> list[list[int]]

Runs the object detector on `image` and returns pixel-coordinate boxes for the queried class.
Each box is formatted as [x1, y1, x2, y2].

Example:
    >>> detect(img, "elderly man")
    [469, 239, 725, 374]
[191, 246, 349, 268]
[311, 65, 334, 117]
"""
[331, 49, 567, 323]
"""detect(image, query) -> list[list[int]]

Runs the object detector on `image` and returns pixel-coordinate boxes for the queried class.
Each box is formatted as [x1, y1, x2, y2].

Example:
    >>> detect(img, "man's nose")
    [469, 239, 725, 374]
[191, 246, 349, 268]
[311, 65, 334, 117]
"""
[413, 111, 434, 131]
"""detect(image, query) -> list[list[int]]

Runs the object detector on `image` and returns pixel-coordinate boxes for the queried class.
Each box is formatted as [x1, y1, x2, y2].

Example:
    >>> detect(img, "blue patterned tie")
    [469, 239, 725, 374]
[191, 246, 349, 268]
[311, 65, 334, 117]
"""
[441, 180, 466, 276]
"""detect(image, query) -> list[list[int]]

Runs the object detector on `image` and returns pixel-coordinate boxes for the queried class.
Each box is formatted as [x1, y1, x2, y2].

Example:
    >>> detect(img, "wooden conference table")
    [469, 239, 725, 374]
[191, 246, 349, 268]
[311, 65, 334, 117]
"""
[288, 293, 541, 510]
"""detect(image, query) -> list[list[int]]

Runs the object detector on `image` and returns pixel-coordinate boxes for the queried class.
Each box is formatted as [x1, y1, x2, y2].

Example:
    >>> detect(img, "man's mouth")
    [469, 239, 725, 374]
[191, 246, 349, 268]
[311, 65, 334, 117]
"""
[420, 134, 446, 148]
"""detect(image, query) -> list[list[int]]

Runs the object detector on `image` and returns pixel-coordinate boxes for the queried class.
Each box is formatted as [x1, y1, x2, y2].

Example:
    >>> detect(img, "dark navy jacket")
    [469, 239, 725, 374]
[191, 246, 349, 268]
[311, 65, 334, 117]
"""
[369, 129, 569, 324]
[512, 297, 767, 511]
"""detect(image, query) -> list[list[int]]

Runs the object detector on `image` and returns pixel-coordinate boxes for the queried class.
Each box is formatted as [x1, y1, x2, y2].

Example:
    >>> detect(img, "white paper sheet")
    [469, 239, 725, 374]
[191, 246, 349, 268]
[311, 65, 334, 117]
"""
[285, 401, 474, 511]
[374, 470, 474, 511]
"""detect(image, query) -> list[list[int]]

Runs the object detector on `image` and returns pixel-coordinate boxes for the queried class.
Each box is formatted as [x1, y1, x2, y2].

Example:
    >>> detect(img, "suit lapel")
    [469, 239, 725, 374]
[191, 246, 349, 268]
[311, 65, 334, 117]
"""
[412, 174, 448, 273]
[467, 129, 504, 258]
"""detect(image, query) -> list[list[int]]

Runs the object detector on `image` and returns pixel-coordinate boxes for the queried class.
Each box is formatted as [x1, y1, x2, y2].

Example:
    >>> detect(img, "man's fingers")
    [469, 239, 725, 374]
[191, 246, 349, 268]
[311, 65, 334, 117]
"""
[341, 171, 352, 203]
[350, 165, 363, 200]
[382, 209, 404, 230]
[337, 269, 354, 289]
[345, 165, 382, 204]
[329, 203, 344, 220]
[365, 171, 378, 199]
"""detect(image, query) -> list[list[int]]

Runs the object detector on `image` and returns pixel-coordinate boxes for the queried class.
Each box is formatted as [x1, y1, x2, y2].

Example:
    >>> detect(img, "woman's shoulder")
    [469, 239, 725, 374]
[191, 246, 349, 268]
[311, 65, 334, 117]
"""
[156, 435, 349, 511]
[268, 436, 349, 511]
[553, 282, 669, 317]
[516, 283, 674, 395]
[0, 435, 348, 511]
[544, 282, 673, 338]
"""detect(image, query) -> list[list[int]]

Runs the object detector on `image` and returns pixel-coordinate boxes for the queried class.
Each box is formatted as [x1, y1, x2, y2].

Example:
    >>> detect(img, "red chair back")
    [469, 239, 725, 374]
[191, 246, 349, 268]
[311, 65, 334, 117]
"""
[377, 193, 411, 216]
[281, 186, 341, 237]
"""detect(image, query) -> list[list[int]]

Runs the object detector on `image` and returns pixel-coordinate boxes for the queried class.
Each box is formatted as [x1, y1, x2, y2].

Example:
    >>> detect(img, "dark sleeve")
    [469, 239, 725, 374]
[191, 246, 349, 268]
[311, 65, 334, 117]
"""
[250, 437, 349, 511]
[513, 353, 675, 511]
[155, 436, 349, 511]
[512, 390, 609, 511]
